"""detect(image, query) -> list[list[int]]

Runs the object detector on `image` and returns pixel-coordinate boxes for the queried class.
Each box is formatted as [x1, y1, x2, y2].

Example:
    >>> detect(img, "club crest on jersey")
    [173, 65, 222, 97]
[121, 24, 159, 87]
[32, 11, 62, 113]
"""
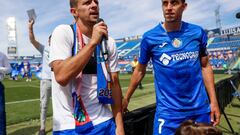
[172, 38, 182, 48]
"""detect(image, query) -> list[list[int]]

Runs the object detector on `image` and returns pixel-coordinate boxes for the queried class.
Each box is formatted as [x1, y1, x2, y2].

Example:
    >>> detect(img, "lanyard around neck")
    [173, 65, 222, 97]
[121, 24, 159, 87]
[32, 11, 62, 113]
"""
[72, 23, 108, 63]
[73, 23, 85, 55]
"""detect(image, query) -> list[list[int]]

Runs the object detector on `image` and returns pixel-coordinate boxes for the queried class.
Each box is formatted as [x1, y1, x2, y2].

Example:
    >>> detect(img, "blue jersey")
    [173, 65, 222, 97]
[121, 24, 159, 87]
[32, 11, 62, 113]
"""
[139, 22, 210, 119]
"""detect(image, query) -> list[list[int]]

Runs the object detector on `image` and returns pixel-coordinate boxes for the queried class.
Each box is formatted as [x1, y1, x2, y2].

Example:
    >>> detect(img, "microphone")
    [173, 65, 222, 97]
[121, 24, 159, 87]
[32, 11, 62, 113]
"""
[96, 18, 109, 61]
[236, 12, 240, 19]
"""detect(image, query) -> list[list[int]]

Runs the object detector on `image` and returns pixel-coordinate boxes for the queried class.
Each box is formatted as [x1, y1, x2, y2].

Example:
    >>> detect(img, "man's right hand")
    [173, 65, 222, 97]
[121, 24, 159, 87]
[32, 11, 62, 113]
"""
[122, 97, 129, 113]
[89, 21, 108, 46]
[28, 19, 34, 30]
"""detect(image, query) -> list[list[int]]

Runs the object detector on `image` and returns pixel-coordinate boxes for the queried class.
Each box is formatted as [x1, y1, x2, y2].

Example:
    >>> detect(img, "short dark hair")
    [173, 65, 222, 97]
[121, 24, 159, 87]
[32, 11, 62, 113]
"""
[162, 0, 186, 3]
[70, 0, 78, 8]
[175, 120, 222, 135]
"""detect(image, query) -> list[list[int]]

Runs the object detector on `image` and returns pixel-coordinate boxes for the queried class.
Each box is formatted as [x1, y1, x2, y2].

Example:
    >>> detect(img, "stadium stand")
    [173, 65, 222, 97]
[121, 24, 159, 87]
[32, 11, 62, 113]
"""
[115, 33, 240, 73]
[208, 34, 240, 71]
[7, 32, 240, 77]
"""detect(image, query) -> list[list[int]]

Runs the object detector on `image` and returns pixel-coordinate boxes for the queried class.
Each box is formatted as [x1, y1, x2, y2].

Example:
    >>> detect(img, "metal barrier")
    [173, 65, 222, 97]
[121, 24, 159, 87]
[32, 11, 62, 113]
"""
[215, 73, 240, 109]
[215, 73, 240, 134]
[124, 104, 155, 135]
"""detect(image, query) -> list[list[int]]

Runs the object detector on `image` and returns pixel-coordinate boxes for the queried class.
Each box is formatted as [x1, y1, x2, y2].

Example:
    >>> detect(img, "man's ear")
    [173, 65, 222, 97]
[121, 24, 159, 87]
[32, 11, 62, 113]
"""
[183, 3, 187, 11]
[70, 8, 77, 17]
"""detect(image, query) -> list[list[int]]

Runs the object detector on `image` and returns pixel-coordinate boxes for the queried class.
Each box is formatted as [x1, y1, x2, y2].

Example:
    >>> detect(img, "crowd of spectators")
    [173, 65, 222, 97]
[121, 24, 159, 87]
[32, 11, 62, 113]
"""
[208, 49, 239, 70]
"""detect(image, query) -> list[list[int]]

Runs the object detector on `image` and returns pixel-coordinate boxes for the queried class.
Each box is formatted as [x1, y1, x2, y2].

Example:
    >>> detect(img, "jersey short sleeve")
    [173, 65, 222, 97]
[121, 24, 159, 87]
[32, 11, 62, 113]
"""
[49, 25, 73, 67]
[199, 29, 208, 57]
[107, 37, 120, 73]
[139, 37, 151, 65]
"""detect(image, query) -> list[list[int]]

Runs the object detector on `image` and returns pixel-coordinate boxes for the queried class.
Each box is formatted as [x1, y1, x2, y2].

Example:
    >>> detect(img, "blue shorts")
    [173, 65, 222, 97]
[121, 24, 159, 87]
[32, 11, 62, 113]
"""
[153, 112, 211, 135]
[53, 118, 116, 135]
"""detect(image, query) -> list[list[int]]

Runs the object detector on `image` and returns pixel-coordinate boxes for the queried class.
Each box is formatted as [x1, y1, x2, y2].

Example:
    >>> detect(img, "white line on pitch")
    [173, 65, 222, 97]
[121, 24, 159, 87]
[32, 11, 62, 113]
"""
[6, 99, 39, 105]
[6, 83, 154, 105]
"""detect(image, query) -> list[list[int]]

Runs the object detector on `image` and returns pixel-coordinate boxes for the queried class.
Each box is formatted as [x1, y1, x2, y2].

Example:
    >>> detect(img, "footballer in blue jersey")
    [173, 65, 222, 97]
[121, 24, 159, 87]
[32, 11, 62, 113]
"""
[140, 21, 211, 118]
[122, 0, 220, 135]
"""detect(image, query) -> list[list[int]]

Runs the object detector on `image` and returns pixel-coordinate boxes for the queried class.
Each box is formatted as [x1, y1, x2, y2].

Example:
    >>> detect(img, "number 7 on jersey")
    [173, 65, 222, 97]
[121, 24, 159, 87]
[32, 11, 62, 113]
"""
[158, 118, 165, 134]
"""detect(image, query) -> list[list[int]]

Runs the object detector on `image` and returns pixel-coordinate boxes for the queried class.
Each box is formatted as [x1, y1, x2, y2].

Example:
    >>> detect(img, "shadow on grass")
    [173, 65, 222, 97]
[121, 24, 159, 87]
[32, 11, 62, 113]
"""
[8, 126, 39, 135]
[218, 124, 232, 133]
[226, 113, 240, 118]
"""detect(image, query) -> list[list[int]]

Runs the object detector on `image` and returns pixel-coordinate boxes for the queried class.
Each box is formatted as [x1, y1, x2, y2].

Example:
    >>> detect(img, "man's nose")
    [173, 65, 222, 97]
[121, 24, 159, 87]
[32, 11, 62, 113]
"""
[166, 3, 173, 10]
[91, 1, 98, 8]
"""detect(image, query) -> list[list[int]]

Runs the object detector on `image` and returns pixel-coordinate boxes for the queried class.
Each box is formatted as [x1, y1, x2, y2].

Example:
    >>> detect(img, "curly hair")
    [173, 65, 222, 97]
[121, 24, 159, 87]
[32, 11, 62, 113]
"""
[175, 120, 222, 135]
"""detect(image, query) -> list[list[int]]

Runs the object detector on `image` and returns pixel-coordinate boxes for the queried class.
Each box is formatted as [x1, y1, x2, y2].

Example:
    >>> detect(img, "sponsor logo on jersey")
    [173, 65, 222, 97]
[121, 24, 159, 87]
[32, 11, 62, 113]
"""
[159, 42, 168, 48]
[159, 53, 172, 65]
[171, 51, 199, 61]
[172, 38, 182, 48]
[159, 51, 199, 65]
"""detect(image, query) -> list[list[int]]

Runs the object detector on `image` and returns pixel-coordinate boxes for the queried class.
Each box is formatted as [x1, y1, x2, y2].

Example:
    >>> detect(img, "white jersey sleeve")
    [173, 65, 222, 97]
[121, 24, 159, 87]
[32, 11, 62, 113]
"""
[107, 37, 119, 73]
[49, 25, 73, 67]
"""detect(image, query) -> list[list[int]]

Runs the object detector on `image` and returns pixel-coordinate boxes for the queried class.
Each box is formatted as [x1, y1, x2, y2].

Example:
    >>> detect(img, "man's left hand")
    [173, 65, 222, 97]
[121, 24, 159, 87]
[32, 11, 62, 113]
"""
[210, 102, 221, 126]
[116, 126, 125, 135]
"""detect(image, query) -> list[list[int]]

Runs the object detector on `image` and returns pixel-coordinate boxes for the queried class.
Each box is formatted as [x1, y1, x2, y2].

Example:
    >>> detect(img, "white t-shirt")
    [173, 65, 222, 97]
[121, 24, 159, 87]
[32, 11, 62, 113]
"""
[49, 24, 119, 131]
[38, 44, 51, 80]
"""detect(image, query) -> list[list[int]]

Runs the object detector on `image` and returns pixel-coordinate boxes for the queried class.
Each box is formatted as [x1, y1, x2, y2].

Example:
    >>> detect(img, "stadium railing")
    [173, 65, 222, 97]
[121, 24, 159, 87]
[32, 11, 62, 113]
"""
[124, 104, 155, 135]
[215, 73, 240, 134]
[215, 73, 240, 109]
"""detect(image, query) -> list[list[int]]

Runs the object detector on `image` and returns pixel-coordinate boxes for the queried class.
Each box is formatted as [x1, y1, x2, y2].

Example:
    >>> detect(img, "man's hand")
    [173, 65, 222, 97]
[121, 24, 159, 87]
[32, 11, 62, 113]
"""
[115, 125, 125, 135]
[122, 97, 129, 113]
[210, 102, 221, 126]
[89, 21, 108, 46]
[28, 19, 34, 30]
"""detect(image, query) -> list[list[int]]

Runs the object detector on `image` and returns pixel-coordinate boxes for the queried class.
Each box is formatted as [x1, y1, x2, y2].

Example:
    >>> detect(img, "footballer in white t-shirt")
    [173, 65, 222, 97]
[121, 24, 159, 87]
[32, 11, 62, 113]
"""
[49, 24, 120, 133]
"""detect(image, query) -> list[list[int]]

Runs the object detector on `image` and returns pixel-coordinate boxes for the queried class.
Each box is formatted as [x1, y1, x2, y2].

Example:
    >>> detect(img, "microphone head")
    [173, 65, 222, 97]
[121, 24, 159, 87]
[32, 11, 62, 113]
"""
[236, 12, 240, 19]
[96, 18, 104, 23]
